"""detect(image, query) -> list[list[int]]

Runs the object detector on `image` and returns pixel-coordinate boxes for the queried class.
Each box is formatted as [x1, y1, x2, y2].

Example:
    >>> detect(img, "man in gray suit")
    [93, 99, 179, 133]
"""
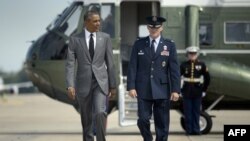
[65, 10, 116, 141]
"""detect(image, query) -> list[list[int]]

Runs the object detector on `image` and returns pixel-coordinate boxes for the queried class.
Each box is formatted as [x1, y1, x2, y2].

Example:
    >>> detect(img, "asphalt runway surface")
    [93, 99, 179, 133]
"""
[0, 93, 250, 141]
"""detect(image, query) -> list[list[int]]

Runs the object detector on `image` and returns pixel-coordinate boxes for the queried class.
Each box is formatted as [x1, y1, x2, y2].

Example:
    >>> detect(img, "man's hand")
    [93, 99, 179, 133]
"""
[109, 88, 116, 99]
[129, 89, 137, 98]
[170, 92, 179, 101]
[67, 87, 76, 100]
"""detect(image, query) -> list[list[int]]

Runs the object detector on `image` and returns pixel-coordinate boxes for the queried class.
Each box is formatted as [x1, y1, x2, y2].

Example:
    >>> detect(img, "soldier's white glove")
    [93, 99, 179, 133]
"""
[202, 92, 206, 97]
[180, 93, 183, 97]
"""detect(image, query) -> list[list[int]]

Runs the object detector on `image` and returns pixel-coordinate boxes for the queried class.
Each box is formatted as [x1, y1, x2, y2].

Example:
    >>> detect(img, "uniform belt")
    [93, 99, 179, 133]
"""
[183, 78, 202, 83]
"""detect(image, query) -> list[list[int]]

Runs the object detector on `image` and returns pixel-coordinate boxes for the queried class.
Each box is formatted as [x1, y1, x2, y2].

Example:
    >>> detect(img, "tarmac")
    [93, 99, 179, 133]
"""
[0, 93, 250, 141]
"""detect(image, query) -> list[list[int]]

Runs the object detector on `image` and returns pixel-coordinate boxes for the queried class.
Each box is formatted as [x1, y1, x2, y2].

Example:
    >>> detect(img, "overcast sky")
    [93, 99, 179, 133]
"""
[0, 0, 70, 72]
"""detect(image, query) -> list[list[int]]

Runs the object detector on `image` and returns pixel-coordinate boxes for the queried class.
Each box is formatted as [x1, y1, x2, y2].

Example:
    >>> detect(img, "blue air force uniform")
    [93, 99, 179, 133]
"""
[127, 37, 180, 99]
[127, 15, 180, 141]
[180, 53, 210, 134]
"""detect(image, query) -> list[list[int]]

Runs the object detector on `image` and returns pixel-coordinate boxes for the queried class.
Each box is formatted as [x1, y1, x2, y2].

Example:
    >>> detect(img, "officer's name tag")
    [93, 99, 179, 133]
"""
[161, 51, 169, 56]
[138, 50, 144, 55]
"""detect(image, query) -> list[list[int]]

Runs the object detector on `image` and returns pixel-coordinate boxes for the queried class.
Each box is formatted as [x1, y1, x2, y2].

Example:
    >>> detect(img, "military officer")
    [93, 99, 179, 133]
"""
[127, 16, 180, 141]
[180, 46, 210, 135]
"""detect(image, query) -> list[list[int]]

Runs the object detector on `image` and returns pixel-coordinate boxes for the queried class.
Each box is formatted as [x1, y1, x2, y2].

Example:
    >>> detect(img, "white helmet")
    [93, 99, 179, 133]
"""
[186, 46, 200, 53]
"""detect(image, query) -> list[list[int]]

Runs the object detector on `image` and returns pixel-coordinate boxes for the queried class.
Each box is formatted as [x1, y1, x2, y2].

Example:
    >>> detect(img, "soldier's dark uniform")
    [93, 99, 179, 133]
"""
[127, 16, 180, 141]
[180, 59, 210, 135]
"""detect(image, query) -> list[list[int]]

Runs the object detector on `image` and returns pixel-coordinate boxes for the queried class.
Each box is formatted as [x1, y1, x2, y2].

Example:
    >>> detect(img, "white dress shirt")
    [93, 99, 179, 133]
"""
[85, 29, 96, 49]
[149, 35, 161, 52]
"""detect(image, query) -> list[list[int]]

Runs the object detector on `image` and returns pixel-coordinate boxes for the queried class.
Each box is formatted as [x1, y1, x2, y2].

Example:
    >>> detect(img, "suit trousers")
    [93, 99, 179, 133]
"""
[137, 98, 170, 141]
[77, 78, 107, 141]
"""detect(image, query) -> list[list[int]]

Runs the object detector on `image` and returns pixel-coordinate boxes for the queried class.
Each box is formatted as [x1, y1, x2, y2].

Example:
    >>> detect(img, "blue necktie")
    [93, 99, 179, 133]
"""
[151, 40, 156, 57]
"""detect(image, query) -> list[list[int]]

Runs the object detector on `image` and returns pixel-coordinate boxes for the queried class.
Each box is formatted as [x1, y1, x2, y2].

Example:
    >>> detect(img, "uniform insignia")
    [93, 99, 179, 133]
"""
[162, 61, 166, 67]
[138, 50, 144, 55]
[163, 45, 168, 50]
[161, 50, 169, 56]
[195, 65, 202, 71]
[152, 16, 157, 22]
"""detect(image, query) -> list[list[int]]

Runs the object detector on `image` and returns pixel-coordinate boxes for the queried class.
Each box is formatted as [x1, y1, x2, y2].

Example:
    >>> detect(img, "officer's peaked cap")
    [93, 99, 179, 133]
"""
[146, 16, 166, 27]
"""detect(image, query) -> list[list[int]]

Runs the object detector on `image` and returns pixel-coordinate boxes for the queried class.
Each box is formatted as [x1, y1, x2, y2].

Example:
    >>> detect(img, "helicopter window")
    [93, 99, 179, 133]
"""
[225, 22, 250, 44]
[60, 6, 82, 36]
[47, 7, 69, 31]
[47, 14, 62, 31]
[39, 33, 68, 60]
[101, 4, 115, 38]
[199, 23, 213, 46]
[39, 6, 82, 60]
[87, 3, 115, 38]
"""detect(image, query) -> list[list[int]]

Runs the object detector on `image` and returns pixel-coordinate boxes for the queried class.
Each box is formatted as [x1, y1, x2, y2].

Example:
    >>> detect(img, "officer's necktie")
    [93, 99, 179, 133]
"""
[151, 39, 156, 57]
[89, 33, 94, 60]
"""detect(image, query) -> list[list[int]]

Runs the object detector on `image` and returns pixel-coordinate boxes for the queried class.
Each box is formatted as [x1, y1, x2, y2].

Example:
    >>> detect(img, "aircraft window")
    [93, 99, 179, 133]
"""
[47, 8, 68, 30]
[199, 23, 213, 46]
[138, 25, 148, 37]
[39, 33, 68, 60]
[101, 4, 115, 38]
[47, 14, 62, 31]
[60, 6, 82, 36]
[225, 22, 250, 44]
[88, 4, 101, 12]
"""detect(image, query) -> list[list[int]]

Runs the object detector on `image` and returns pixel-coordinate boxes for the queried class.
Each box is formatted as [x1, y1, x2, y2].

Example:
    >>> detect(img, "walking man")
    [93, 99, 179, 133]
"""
[65, 10, 116, 141]
[127, 16, 181, 141]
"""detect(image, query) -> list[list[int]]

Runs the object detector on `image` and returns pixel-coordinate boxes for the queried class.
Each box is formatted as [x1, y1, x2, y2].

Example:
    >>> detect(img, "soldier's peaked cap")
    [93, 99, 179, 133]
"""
[186, 46, 200, 53]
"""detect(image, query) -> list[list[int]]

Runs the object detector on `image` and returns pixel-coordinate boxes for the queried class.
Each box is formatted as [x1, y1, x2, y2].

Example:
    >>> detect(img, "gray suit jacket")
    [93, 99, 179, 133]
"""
[65, 31, 116, 98]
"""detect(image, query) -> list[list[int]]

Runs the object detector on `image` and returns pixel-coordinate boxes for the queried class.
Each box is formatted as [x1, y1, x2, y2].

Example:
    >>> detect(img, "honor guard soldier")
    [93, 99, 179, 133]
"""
[180, 46, 210, 135]
[127, 16, 181, 141]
